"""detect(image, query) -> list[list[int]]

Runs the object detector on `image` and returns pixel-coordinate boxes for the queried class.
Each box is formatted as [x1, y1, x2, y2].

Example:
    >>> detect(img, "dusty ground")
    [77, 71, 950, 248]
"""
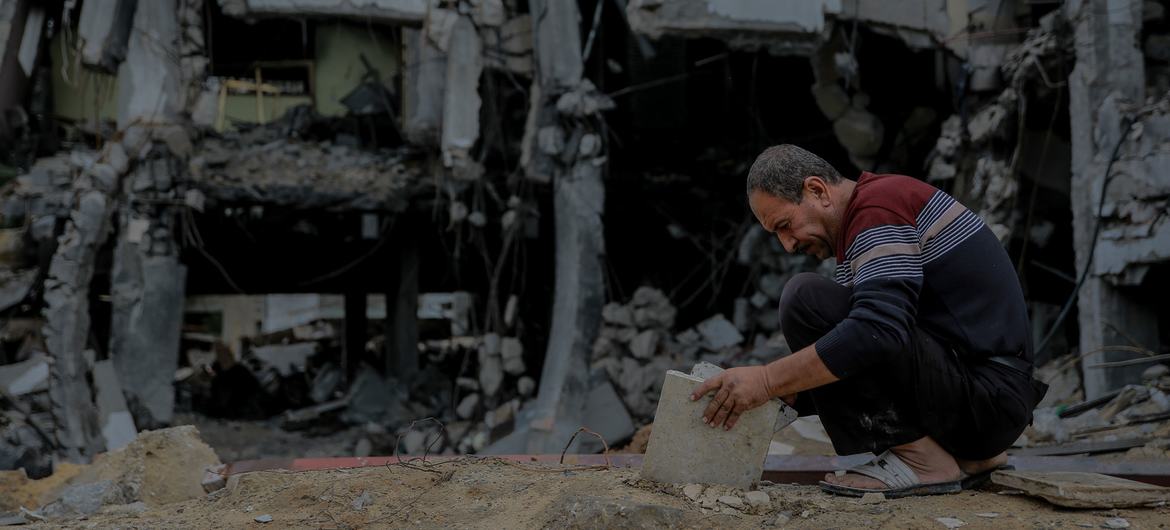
[34, 458, 1169, 529]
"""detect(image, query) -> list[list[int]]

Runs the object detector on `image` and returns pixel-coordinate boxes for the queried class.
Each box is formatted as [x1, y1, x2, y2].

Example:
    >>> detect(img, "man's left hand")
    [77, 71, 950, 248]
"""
[689, 366, 773, 430]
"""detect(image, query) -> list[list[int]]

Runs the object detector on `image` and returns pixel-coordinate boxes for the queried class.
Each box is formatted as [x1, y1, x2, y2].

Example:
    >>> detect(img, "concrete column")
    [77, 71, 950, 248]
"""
[108, 159, 188, 429]
[76, 0, 136, 73]
[1066, 0, 1153, 398]
[487, 0, 607, 454]
[106, 0, 190, 427]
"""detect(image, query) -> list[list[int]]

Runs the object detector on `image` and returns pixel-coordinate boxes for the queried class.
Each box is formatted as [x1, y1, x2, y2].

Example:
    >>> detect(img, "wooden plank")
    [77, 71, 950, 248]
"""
[991, 470, 1170, 508]
[1009, 438, 1149, 456]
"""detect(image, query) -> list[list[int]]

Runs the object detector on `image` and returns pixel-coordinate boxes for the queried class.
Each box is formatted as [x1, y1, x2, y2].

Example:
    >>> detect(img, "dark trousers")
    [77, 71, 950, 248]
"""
[779, 273, 1047, 460]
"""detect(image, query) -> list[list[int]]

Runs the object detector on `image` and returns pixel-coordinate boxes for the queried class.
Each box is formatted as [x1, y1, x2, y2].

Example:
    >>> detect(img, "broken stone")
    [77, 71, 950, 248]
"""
[744, 490, 770, 507]
[633, 306, 676, 330]
[696, 315, 744, 351]
[579, 380, 635, 452]
[478, 353, 504, 397]
[682, 484, 703, 501]
[749, 292, 769, 309]
[517, 376, 536, 396]
[354, 438, 372, 457]
[93, 359, 137, 452]
[936, 517, 965, 529]
[717, 495, 744, 510]
[1104, 518, 1130, 529]
[500, 337, 526, 375]
[975, 512, 999, 518]
[641, 369, 780, 489]
[255, 514, 273, 523]
[401, 430, 429, 454]
[628, 330, 659, 360]
[456, 393, 480, 419]
[991, 471, 1170, 508]
[0, 354, 49, 396]
[602, 303, 635, 327]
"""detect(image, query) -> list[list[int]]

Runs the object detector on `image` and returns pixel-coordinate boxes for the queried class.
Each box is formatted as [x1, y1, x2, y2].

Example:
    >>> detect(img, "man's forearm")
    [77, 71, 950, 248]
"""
[761, 344, 840, 399]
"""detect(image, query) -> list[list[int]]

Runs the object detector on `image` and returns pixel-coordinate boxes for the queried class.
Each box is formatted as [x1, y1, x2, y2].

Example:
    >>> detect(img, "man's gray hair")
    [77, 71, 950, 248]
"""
[746, 144, 844, 203]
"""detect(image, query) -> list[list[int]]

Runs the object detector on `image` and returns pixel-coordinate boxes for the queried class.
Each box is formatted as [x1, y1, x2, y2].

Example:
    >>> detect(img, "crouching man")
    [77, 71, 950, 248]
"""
[693, 144, 1047, 498]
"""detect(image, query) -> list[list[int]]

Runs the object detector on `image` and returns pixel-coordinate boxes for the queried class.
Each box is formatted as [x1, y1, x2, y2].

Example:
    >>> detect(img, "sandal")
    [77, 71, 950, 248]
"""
[819, 450, 963, 499]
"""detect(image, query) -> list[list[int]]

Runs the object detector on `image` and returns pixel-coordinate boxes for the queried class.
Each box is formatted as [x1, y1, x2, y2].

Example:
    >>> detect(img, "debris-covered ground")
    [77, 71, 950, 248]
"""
[9, 456, 1169, 529]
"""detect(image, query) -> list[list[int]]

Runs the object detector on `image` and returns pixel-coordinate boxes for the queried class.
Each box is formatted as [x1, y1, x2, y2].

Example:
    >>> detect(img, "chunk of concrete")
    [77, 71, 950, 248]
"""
[628, 329, 659, 360]
[0, 353, 48, 396]
[580, 379, 635, 452]
[93, 359, 137, 452]
[696, 315, 743, 351]
[640, 370, 780, 489]
[500, 337, 526, 375]
[990, 471, 1170, 508]
[77, 0, 135, 72]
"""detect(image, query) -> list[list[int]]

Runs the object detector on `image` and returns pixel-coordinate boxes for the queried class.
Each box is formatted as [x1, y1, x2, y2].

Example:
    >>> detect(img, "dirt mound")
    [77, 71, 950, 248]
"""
[63, 458, 1169, 529]
[3, 425, 221, 519]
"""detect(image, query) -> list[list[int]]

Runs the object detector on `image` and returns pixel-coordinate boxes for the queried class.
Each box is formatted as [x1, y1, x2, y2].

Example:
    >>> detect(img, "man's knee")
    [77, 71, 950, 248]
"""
[779, 273, 834, 320]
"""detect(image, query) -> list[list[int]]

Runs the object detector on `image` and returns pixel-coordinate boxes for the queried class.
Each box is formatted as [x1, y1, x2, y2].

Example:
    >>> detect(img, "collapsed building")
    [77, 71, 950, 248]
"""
[0, 0, 1168, 480]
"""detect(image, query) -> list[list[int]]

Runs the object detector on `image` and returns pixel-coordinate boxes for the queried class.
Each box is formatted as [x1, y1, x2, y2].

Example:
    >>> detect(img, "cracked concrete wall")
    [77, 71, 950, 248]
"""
[626, 0, 838, 54]
[486, 0, 609, 455]
[1067, 0, 1161, 398]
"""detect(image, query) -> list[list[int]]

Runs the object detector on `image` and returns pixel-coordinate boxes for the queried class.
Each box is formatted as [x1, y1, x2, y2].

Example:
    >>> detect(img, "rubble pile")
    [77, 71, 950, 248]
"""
[189, 115, 428, 211]
[590, 285, 787, 424]
[177, 297, 540, 457]
[0, 425, 219, 523]
[1023, 359, 1170, 457]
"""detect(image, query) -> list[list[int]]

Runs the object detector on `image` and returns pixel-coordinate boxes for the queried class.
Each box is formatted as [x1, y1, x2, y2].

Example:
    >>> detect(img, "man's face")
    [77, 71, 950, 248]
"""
[749, 187, 835, 260]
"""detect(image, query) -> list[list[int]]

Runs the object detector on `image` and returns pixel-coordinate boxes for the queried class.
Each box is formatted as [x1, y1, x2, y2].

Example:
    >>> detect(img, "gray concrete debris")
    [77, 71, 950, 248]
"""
[628, 330, 659, 360]
[717, 495, 744, 510]
[991, 471, 1170, 509]
[744, 490, 770, 507]
[0, 353, 48, 396]
[456, 393, 480, 420]
[732, 298, 750, 332]
[340, 368, 405, 425]
[936, 516, 966, 529]
[401, 429, 429, 454]
[93, 360, 137, 452]
[77, 0, 135, 72]
[40, 480, 135, 518]
[579, 379, 635, 451]
[309, 365, 343, 403]
[641, 369, 780, 489]
[696, 315, 744, 351]
[683, 484, 703, 501]
[478, 350, 504, 398]
[255, 514, 274, 523]
[403, 28, 446, 145]
[602, 302, 635, 327]
[517, 376, 536, 396]
[117, 1, 183, 128]
[500, 337, 526, 375]
[758, 274, 784, 300]
[440, 15, 483, 181]
[218, 0, 426, 24]
[353, 438, 372, 458]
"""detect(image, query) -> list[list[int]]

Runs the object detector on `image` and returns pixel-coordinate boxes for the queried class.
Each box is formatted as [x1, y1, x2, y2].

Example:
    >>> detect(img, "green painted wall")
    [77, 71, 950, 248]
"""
[49, 20, 395, 128]
[313, 21, 401, 117]
[50, 29, 118, 124]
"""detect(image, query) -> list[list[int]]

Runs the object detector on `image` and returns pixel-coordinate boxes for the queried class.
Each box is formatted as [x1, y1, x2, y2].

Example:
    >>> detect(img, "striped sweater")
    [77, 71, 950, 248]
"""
[813, 172, 1032, 379]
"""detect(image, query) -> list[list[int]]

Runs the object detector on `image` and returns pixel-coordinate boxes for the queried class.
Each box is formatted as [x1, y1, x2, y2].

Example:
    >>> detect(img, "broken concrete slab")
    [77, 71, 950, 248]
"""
[117, 0, 183, 128]
[76, 0, 136, 73]
[641, 369, 780, 489]
[441, 15, 483, 180]
[579, 379, 635, 452]
[402, 27, 446, 146]
[696, 315, 743, 351]
[218, 0, 427, 25]
[500, 337, 526, 375]
[0, 353, 48, 396]
[991, 471, 1170, 508]
[93, 360, 137, 452]
[628, 329, 659, 360]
